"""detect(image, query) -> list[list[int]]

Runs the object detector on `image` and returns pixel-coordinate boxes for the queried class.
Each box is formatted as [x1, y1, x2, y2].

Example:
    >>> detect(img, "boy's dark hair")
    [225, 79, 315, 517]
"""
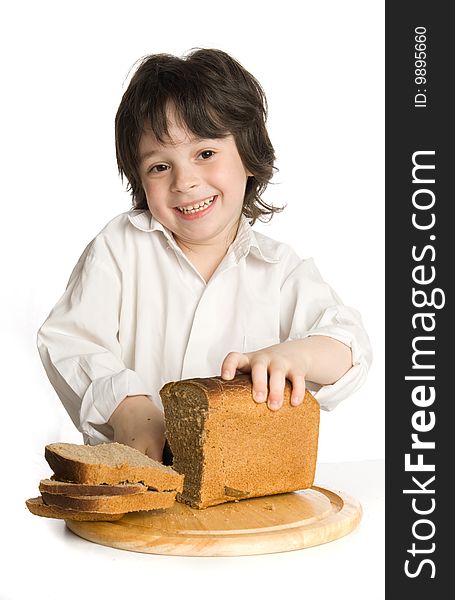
[115, 48, 282, 223]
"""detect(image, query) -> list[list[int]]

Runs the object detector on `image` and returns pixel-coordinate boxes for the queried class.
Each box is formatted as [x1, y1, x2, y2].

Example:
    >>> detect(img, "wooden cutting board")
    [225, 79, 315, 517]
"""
[65, 485, 361, 556]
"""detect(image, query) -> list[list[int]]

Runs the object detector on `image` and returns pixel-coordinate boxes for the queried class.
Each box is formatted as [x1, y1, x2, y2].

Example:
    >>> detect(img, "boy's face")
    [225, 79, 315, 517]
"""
[138, 111, 251, 250]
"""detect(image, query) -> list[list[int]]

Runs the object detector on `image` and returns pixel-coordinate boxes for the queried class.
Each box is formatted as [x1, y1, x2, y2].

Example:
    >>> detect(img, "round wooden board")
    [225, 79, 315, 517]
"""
[65, 485, 362, 556]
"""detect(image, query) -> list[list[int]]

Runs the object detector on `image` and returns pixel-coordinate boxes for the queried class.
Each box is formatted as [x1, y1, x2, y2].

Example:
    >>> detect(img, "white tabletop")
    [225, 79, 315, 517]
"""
[4, 459, 384, 600]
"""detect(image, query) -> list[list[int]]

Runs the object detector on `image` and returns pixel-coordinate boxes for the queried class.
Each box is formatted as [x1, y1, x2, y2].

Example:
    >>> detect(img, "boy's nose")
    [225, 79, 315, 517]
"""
[171, 164, 200, 193]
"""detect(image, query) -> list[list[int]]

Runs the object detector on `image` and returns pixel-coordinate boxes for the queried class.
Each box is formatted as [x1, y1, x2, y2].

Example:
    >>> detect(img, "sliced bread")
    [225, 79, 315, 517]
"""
[25, 496, 124, 521]
[39, 478, 148, 496]
[44, 442, 184, 491]
[41, 489, 176, 513]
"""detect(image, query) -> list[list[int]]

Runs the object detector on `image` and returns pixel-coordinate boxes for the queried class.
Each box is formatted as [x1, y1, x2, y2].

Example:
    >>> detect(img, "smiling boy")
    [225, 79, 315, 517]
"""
[37, 49, 372, 460]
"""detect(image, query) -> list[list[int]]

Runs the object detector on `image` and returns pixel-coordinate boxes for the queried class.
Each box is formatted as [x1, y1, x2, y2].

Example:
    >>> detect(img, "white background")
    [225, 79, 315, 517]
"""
[1, 1, 384, 596]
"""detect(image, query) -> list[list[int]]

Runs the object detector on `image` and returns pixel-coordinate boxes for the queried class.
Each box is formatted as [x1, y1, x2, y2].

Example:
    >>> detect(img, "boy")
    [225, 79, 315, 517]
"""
[37, 48, 372, 461]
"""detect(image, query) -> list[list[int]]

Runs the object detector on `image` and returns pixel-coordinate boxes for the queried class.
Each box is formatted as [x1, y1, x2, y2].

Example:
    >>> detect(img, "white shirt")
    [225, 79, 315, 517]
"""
[37, 210, 372, 445]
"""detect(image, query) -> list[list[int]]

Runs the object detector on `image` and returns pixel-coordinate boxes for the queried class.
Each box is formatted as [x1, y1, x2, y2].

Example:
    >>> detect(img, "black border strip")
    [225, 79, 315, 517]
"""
[386, 1, 451, 595]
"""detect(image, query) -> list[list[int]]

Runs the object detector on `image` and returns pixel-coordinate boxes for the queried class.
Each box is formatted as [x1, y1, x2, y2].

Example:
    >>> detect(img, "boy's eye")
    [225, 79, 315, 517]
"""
[199, 150, 215, 159]
[149, 164, 169, 173]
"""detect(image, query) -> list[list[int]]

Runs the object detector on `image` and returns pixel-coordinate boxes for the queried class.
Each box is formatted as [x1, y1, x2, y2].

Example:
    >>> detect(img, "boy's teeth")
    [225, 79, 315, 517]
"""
[177, 196, 215, 213]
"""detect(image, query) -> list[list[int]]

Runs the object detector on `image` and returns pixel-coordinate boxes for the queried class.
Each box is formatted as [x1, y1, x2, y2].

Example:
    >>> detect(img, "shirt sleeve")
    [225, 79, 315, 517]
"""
[280, 257, 372, 411]
[37, 236, 151, 444]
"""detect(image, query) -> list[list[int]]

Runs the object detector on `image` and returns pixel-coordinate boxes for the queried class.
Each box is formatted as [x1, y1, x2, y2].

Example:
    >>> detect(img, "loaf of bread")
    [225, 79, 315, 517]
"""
[44, 442, 183, 491]
[160, 373, 320, 509]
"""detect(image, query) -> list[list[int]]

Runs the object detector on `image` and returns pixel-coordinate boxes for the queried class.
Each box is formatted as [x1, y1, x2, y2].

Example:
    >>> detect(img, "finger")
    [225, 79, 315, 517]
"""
[250, 360, 269, 403]
[221, 352, 251, 379]
[288, 373, 306, 406]
[267, 367, 286, 410]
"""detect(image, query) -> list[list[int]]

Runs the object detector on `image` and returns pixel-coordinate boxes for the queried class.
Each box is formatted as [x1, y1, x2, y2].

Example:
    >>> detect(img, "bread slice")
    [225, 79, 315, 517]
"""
[44, 442, 184, 491]
[41, 489, 176, 513]
[39, 478, 148, 496]
[160, 373, 320, 509]
[25, 496, 124, 521]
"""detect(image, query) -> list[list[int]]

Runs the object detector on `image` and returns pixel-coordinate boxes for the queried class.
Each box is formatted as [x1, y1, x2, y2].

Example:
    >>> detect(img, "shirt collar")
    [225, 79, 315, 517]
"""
[127, 210, 280, 264]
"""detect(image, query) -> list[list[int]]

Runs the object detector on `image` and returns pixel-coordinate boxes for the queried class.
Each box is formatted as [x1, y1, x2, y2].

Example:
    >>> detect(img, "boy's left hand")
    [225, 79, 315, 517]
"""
[220, 340, 309, 411]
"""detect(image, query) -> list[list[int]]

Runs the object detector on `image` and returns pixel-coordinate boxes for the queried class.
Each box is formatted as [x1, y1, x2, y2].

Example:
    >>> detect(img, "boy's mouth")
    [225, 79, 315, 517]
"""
[175, 195, 217, 215]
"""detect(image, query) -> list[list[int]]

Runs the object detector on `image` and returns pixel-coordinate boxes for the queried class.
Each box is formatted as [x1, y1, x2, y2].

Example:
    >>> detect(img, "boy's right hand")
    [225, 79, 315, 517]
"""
[107, 395, 166, 462]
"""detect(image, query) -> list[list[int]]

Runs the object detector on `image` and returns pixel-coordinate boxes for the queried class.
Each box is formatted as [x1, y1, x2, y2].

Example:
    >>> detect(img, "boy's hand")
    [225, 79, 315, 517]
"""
[221, 340, 308, 411]
[220, 337, 352, 411]
[107, 395, 166, 461]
